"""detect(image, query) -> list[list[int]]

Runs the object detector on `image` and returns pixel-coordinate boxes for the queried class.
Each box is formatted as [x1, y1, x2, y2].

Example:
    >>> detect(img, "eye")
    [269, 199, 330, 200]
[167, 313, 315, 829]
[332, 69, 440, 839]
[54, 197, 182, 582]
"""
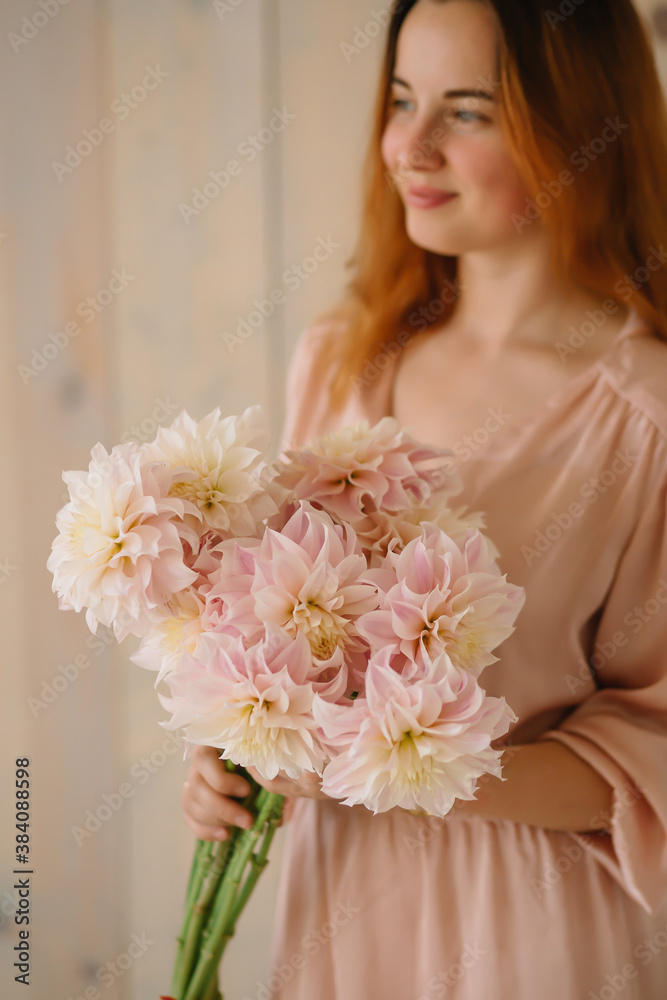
[388, 97, 490, 125]
[444, 108, 488, 124]
[388, 97, 414, 112]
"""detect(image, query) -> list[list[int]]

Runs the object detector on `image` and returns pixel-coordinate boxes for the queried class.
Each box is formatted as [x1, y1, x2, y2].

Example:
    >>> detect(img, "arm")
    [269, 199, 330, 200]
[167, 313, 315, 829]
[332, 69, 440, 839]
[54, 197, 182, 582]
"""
[246, 741, 615, 833]
[452, 739, 614, 832]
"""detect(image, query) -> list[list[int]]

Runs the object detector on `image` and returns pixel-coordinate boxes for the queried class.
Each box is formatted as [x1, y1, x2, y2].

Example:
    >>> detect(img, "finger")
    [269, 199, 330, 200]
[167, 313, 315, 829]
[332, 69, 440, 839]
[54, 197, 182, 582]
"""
[191, 745, 251, 798]
[183, 811, 230, 842]
[182, 780, 254, 830]
[191, 746, 251, 798]
[281, 797, 296, 824]
[245, 766, 291, 796]
[183, 782, 253, 830]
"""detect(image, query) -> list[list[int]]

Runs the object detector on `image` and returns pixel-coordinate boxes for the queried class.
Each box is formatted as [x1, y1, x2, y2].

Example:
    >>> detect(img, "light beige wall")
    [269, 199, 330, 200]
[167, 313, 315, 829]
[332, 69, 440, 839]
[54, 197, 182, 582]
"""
[0, 2, 387, 998]
[1, 2, 665, 999]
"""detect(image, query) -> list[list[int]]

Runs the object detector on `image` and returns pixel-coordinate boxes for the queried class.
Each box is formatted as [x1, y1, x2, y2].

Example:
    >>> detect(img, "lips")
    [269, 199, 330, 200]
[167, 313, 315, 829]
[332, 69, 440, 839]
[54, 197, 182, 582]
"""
[405, 184, 457, 208]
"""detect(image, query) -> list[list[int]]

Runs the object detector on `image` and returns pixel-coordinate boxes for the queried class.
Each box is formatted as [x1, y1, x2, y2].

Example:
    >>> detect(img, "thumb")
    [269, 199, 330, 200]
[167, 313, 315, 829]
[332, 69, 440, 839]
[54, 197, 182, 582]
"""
[279, 796, 296, 825]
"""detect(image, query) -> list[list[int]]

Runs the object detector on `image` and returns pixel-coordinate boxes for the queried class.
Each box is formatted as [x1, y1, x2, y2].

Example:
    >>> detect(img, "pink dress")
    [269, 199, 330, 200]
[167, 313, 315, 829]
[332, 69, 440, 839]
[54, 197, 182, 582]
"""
[267, 308, 667, 999]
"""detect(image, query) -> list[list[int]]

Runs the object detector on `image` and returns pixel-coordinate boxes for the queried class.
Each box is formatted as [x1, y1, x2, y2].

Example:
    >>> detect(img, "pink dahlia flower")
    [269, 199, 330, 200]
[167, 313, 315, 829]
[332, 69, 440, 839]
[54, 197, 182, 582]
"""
[181, 528, 227, 586]
[129, 586, 207, 687]
[271, 417, 462, 525]
[220, 502, 379, 686]
[47, 442, 199, 641]
[357, 522, 525, 678]
[198, 536, 263, 643]
[142, 405, 283, 537]
[160, 628, 338, 780]
[353, 494, 498, 569]
[314, 648, 516, 815]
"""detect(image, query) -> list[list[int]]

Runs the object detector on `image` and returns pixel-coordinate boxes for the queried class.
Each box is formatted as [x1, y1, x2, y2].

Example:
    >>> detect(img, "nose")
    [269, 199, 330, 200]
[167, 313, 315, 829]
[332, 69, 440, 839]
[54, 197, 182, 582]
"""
[396, 115, 446, 177]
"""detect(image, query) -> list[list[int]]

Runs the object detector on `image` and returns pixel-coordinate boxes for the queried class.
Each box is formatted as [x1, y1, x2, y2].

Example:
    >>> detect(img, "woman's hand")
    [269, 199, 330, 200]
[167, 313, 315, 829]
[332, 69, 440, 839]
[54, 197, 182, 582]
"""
[245, 765, 330, 801]
[181, 746, 309, 841]
[181, 744, 257, 842]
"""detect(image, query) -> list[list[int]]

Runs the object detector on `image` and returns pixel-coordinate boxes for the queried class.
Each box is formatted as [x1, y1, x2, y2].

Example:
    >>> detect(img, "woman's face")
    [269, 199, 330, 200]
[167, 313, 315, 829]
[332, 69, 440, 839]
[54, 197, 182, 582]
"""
[381, 0, 534, 257]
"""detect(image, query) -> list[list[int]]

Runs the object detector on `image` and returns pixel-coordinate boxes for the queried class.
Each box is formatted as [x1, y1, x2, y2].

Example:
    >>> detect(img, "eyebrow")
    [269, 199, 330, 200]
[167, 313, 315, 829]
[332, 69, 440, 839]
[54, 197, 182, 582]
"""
[390, 76, 495, 100]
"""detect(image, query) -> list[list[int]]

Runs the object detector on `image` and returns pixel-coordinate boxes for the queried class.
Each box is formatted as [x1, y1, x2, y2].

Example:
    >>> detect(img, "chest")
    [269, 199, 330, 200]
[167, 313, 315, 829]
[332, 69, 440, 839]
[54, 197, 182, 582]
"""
[390, 331, 594, 451]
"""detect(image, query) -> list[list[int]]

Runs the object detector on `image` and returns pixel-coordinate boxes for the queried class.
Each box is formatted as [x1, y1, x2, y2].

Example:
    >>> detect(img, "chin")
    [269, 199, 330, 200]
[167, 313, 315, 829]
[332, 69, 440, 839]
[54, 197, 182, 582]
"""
[404, 226, 465, 257]
[406, 218, 524, 256]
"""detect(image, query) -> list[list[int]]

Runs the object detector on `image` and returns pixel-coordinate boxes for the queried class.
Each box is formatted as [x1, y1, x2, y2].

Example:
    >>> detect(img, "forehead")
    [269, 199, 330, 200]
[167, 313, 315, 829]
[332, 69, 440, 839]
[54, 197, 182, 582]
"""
[393, 1, 498, 87]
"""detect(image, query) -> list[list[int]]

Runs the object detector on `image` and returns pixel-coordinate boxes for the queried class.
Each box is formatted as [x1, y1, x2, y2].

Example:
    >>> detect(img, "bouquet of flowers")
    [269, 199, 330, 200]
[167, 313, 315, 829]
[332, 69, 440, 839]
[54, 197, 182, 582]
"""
[47, 405, 525, 1000]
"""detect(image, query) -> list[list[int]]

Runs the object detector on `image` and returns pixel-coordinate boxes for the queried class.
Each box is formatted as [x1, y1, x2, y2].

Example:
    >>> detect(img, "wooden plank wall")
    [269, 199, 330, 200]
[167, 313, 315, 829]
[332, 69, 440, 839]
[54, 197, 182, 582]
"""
[0, 2, 123, 999]
[0, 2, 664, 998]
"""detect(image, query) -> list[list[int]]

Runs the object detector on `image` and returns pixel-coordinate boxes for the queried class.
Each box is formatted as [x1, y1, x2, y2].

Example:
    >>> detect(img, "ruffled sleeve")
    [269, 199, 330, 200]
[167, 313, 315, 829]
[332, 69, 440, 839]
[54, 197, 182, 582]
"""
[537, 464, 667, 913]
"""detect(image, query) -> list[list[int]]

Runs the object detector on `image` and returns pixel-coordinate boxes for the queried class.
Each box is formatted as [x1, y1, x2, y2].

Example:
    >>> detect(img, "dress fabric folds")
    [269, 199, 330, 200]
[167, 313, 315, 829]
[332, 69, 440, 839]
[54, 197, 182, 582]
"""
[265, 308, 667, 999]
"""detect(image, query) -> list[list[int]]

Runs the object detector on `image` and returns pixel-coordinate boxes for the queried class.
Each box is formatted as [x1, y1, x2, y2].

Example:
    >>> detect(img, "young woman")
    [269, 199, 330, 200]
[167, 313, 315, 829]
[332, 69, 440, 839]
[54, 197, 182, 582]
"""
[182, 1, 667, 996]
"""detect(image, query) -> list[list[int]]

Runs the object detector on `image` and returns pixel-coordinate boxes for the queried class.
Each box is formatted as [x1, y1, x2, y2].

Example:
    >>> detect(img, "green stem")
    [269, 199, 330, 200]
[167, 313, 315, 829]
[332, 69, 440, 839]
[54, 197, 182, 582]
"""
[207, 798, 285, 980]
[183, 791, 282, 1000]
[171, 839, 211, 994]
[201, 973, 223, 1000]
[185, 839, 208, 909]
[173, 838, 209, 972]
[228, 803, 283, 930]
[169, 763, 263, 999]
[171, 838, 231, 998]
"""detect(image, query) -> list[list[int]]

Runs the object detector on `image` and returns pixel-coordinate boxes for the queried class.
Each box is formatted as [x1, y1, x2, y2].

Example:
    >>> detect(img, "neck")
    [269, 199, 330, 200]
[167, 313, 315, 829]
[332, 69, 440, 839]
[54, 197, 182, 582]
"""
[450, 229, 626, 354]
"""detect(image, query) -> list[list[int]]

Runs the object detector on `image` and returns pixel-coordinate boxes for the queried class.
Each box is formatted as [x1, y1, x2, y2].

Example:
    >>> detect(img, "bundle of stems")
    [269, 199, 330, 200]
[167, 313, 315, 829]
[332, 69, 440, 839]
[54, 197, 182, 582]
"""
[162, 763, 285, 1000]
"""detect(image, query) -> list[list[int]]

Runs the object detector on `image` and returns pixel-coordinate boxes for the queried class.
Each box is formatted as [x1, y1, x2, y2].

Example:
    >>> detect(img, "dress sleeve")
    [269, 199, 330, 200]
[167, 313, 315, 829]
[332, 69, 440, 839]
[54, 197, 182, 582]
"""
[536, 466, 667, 913]
[277, 323, 335, 458]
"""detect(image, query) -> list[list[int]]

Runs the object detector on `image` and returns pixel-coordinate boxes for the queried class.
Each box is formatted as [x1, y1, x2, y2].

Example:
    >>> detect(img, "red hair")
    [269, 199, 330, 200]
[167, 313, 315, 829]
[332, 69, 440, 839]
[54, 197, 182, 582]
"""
[309, 0, 667, 413]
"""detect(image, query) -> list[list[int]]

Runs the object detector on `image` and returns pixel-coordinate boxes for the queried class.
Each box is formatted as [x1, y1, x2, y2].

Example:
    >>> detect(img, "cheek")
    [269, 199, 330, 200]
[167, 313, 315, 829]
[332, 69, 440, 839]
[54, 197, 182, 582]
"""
[455, 143, 530, 216]
[380, 125, 399, 171]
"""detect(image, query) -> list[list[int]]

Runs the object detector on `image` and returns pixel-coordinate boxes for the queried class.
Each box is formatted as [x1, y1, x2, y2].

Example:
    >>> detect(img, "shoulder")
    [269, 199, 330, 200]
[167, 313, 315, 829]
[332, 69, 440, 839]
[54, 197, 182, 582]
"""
[280, 317, 349, 454]
[604, 320, 667, 441]
[284, 316, 350, 406]
[286, 318, 340, 383]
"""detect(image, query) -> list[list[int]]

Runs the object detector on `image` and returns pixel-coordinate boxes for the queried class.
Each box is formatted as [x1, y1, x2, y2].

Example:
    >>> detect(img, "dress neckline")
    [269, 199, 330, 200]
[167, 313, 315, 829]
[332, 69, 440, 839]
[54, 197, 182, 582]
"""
[387, 306, 651, 453]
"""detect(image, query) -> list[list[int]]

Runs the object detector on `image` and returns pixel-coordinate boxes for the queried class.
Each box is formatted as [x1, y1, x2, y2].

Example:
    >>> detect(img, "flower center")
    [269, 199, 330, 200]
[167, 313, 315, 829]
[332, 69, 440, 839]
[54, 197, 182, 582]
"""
[290, 598, 348, 660]
[393, 731, 437, 788]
